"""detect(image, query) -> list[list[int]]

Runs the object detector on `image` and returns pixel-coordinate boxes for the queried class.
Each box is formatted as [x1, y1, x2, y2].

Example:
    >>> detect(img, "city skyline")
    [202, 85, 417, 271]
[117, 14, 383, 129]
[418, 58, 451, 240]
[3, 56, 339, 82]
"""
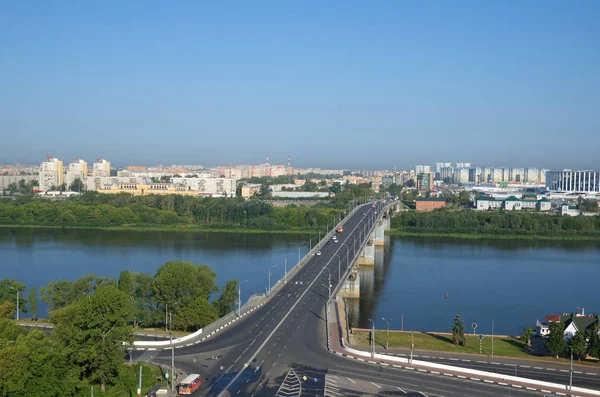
[1, 2, 599, 169]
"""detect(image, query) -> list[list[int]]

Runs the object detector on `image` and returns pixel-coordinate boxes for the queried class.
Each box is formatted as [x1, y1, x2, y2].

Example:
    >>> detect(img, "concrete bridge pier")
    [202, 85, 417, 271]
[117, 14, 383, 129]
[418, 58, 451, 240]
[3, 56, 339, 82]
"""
[357, 238, 375, 265]
[373, 220, 386, 246]
[338, 267, 360, 298]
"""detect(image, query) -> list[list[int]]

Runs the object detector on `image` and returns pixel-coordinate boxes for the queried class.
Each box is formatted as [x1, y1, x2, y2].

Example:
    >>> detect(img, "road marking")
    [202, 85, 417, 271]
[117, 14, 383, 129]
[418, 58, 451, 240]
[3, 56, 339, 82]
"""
[347, 377, 355, 383]
[370, 382, 381, 388]
[397, 386, 406, 393]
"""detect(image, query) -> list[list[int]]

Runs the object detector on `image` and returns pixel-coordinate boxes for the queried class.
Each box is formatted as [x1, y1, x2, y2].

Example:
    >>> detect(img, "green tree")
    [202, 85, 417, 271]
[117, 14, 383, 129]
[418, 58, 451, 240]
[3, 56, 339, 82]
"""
[588, 324, 600, 359]
[569, 331, 587, 360]
[153, 261, 218, 318]
[0, 330, 79, 397]
[0, 302, 15, 319]
[545, 322, 567, 358]
[29, 287, 37, 320]
[0, 279, 27, 315]
[51, 285, 133, 392]
[214, 280, 239, 317]
[520, 326, 535, 352]
[118, 270, 155, 327]
[457, 190, 472, 206]
[452, 315, 466, 346]
[68, 177, 84, 192]
[173, 296, 218, 331]
[40, 280, 73, 311]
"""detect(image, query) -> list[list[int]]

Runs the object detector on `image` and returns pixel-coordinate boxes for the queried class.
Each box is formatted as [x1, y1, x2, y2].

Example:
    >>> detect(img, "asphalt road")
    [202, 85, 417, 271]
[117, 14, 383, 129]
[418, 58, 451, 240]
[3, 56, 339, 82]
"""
[145, 200, 585, 396]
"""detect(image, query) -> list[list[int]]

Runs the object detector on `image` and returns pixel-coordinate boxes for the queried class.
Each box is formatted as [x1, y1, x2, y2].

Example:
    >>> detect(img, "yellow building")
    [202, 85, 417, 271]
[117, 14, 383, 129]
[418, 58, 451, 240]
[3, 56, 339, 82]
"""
[99, 183, 198, 196]
[241, 184, 262, 198]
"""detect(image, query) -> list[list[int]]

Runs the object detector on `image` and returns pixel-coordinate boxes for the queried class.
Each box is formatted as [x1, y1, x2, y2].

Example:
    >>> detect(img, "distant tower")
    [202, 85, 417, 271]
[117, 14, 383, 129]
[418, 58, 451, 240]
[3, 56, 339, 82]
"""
[266, 155, 269, 165]
[288, 155, 291, 167]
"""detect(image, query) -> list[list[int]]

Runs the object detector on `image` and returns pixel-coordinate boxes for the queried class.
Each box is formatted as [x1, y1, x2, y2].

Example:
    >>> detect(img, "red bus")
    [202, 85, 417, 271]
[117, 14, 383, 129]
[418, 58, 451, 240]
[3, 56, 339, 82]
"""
[177, 374, 202, 395]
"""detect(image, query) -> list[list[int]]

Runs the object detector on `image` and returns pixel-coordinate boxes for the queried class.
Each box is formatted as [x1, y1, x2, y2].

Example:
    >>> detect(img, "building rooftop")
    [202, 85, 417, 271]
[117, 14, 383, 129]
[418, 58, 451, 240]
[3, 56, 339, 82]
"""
[415, 197, 446, 202]
[505, 196, 521, 201]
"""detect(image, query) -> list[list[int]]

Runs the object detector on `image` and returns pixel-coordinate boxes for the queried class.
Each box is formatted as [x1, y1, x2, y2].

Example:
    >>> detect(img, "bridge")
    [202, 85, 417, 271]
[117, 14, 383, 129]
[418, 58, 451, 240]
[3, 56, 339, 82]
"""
[131, 200, 600, 397]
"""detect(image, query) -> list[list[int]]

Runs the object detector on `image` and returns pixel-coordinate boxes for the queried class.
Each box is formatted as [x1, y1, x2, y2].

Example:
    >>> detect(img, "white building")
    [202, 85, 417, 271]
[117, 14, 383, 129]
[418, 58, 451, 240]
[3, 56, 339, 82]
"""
[65, 159, 88, 188]
[171, 177, 237, 196]
[38, 156, 64, 191]
[546, 170, 600, 193]
[476, 196, 552, 212]
[92, 159, 111, 177]
[476, 197, 503, 210]
[455, 168, 470, 184]
[415, 165, 431, 174]
[560, 203, 581, 216]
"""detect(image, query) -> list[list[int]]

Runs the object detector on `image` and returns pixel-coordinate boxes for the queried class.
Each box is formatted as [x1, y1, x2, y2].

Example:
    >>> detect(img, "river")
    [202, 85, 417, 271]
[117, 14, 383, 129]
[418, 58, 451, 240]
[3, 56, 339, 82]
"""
[2, 228, 599, 335]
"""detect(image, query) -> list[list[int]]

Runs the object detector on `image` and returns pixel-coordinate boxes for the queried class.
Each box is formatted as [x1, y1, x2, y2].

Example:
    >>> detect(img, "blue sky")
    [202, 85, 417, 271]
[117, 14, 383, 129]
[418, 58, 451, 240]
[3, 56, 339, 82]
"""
[1, 1, 598, 169]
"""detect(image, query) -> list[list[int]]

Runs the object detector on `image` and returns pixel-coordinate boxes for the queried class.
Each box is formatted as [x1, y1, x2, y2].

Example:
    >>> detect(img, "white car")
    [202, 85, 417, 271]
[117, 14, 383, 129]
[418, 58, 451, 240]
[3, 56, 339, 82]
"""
[334, 239, 339, 243]
[316, 251, 321, 256]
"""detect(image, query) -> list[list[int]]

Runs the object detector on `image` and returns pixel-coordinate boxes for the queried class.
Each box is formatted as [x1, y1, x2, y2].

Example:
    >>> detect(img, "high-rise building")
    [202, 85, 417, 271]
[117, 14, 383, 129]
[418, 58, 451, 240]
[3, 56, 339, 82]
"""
[92, 159, 111, 177]
[455, 162, 471, 169]
[66, 159, 88, 188]
[455, 168, 470, 184]
[416, 172, 434, 192]
[415, 165, 431, 174]
[510, 168, 525, 182]
[39, 156, 64, 191]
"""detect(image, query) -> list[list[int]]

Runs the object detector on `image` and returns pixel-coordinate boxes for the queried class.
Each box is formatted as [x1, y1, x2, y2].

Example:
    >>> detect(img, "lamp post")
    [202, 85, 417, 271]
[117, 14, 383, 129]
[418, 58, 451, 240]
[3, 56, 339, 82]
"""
[335, 254, 342, 282]
[410, 331, 414, 364]
[268, 265, 278, 295]
[170, 312, 175, 391]
[297, 241, 306, 263]
[238, 280, 248, 316]
[284, 252, 294, 284]
[382, 317, 391, 350]
[9, 286, 19, 321]
[368, 319, 375, 358]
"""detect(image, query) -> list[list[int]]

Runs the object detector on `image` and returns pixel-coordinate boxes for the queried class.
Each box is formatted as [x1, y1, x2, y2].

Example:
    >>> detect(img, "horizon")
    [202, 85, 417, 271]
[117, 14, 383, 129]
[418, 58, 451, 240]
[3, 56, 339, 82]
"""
[1, 1, 599, 169]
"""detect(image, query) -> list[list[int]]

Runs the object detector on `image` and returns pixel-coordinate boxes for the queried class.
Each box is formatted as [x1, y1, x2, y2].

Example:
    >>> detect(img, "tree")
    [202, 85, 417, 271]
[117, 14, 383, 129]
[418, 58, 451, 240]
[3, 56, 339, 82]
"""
[153, 261, 218, 316]
[172, 296, 218, 331]
[0, 279, 27, 315]
[588, 324, 600, 360]
[457, 190, 472, 206]
[40, 280, 73, 311]
[118, 270, 155, 327]
[6, 183, 18, 193]
[214, 280, 239, 317]
[68, 177, 84, 193]
[545, 322, 567, 358]
[29, 287, 37, 321]
[0, 330, 79, 397]
[452, 315, 466, 346]
[51, 285, 133, 392]
[0, 302, 15, 319]
[520, 326, 535, 351]
[570, 331, 587, 360]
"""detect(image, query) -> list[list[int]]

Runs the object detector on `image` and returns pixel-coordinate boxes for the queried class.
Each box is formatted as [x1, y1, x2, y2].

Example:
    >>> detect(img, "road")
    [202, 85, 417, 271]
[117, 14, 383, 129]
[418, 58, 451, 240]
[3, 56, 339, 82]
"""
[137, 201, 558, 397]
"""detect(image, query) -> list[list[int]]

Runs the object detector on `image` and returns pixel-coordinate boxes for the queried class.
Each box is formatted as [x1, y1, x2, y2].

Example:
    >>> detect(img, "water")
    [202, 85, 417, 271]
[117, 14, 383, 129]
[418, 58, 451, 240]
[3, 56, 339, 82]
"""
[0, 227, 309, 317]
[349, 236, 600, 336]
[2, 228, 599, 335]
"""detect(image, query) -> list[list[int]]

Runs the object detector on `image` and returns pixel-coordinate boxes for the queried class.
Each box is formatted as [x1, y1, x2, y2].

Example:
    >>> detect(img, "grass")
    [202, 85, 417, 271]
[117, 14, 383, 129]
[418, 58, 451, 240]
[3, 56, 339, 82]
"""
[385, 229, 600, 241]
[352, 330, 600, 366]
[0, 223, 317, 234]
[353, 330, 532, 359]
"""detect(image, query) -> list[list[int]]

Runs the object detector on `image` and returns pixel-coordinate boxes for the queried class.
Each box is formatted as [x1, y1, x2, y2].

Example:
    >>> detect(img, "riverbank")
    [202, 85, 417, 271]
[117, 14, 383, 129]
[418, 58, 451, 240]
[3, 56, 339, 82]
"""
[386, 229, 600, 241]
[0, 223, 317, 234]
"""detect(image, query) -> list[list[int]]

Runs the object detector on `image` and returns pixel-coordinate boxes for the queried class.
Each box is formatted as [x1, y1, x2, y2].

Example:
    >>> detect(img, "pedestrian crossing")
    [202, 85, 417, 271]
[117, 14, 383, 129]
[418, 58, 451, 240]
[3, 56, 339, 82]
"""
[275, 369, 302, 397]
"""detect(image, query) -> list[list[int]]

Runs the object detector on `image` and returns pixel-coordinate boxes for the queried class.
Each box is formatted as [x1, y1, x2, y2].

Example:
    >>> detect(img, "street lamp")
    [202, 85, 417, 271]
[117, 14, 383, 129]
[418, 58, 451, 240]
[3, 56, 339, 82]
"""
[238, 280, 248, 316]
[297, 241, 306, 263]
[382, 317, 391, 350]
[284, 252, 294, 283]
[268, 265, 278, 295]
[368, 319, 375, 358]
[9, 286, 19, 321]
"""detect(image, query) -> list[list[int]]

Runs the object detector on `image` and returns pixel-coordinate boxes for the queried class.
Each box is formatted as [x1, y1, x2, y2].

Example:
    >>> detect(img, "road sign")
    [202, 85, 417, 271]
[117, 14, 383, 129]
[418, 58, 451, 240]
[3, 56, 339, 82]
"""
[478, 334, 484, 341]
[303, 376, 307, 381]
[472, 322, 478, 335]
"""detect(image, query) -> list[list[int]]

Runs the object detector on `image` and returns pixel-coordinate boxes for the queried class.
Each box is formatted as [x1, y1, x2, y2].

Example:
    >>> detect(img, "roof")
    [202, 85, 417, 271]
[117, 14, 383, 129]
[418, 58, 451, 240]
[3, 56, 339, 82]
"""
[415, 197, 446, 202]
[505, 196, 521, 201]
[523, 194, 538, 199]
[539, 197, 551, 202]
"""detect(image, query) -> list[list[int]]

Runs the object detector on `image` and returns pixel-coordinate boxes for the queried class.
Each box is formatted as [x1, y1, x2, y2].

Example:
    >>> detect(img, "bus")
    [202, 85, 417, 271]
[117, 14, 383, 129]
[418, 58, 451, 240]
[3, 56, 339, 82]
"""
[177, 374, 202, 395]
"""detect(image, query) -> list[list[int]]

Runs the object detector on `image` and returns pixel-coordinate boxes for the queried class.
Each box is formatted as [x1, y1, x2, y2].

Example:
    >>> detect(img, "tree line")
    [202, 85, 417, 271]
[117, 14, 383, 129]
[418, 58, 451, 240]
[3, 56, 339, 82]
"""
[0, 193, 344, 230]
[392, 210, 600, 236]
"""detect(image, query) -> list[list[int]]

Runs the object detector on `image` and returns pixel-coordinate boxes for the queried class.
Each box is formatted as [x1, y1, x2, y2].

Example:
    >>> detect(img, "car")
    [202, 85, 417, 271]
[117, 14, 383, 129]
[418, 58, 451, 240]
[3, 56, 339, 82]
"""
[334, 239, 338, 243]
[316, 251, 321, 256]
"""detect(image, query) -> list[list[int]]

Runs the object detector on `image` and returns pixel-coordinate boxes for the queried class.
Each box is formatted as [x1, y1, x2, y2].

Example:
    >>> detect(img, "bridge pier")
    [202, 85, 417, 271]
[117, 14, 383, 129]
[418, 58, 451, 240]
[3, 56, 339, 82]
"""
[338, 268, 360, 298]
[357, 239, 375, 265]
[374, 220, 385, 246]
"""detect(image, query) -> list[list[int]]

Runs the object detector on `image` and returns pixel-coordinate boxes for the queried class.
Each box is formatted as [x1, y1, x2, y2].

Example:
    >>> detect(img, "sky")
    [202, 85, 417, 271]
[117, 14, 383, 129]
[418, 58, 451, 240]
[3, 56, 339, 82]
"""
[1, 1, 599, 170]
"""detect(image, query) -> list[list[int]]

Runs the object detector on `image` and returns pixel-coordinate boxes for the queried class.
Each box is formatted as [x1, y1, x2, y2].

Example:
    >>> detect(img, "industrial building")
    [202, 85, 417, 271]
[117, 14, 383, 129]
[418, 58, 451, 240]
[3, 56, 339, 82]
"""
[546, 170, 600, 193]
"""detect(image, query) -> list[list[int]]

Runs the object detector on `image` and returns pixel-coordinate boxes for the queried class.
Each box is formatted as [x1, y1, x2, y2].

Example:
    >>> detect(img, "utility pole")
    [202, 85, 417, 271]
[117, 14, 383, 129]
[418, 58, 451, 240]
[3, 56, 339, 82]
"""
[284, 252, 294, 283]
[170, 312, 174, 391]
[570, 349, 573, 391]
[401, 313, 404, 332]
[268, 265, 278, 295]
[137, 365, 143, 397]
[410, 331, 414, 364]
[91, 385, 94, 397]
[491, 318, 494, 359]
[238, 280, 248, 316]
[382, 317, 390, 349]
[368, 319, 375, 358]
[165, 303, 168, 332]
